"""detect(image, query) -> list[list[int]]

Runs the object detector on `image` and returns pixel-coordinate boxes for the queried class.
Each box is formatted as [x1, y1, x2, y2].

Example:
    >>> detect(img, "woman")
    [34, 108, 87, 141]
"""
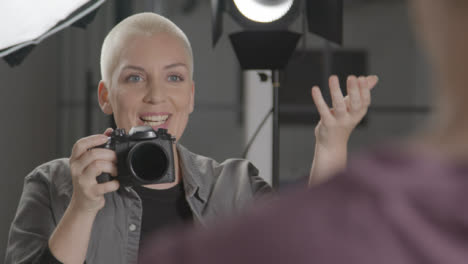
[5, 13, 377, 264]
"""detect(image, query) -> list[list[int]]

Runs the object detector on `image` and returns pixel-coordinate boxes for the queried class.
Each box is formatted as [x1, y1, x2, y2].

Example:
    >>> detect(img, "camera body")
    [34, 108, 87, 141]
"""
[96, 126, 175, 187]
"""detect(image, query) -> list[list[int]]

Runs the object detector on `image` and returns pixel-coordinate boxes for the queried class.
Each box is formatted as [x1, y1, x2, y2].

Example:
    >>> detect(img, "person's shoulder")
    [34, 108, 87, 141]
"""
[211, 157, 273, 196]
[217, 158, 273, 195]
[25, 158, 72, 190]
[177, 143, 221, 174]
[177, 144, 270, 194]
[177, 143, 258, 177]
[217, 158, 259, 176]
[26, 158, 70, 179]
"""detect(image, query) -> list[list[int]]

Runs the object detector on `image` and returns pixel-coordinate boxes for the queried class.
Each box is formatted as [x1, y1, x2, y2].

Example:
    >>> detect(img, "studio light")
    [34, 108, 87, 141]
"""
[212, 0, 343, 68]
[231, 0, 296, 24]
[212, 0, 343, 48]
[227, 0, 302, 70]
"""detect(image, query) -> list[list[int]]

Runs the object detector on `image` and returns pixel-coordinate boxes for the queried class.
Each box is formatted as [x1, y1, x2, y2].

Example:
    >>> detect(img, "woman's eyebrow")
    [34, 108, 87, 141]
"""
[121, 65, 146, 72]
[120, 63, 188, 74]
[164, 63, 188, 70]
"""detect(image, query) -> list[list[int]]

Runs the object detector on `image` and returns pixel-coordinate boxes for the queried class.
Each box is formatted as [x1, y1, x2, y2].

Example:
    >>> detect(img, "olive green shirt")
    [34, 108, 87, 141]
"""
[5, 144, 271, 264]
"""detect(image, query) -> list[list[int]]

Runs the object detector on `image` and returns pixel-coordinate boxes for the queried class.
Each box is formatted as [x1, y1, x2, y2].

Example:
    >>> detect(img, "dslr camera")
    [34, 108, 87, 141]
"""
[95, 126, 175, 187]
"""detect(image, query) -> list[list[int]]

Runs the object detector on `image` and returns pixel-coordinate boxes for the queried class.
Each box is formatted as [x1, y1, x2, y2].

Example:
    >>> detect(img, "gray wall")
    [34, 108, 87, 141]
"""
[0, 0, 432, 260]
[0, 1, 116, 259]
[0, 35, 60, 259]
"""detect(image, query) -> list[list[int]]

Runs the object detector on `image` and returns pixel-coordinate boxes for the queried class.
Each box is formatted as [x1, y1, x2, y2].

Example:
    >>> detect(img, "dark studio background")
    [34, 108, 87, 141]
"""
[0, 0, 431, 259]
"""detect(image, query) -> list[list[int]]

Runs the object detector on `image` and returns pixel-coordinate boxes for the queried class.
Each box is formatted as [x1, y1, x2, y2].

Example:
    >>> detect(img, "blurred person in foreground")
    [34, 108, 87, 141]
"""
[5, 12, 377, 264]
[140, 1, 468, 263]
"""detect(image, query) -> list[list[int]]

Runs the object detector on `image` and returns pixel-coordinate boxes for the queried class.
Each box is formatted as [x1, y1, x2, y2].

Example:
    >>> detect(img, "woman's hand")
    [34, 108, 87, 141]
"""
[312, 75, 378, 149]
[308, 75, 379, 185]
[49, 128, 120, 263]
[68, 128, 119, 213]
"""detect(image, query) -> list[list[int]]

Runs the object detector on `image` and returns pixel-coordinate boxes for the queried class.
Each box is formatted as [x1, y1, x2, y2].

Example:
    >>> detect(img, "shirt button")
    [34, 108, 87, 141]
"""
[129, 224, 137, 232]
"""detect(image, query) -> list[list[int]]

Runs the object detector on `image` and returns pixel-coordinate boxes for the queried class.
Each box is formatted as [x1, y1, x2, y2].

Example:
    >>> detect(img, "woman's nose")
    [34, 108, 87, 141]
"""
[142, 83, 167, 104]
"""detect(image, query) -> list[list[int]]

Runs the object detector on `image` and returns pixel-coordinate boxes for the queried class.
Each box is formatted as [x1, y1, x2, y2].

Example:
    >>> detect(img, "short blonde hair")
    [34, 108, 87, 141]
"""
[100, 12, 194, 86]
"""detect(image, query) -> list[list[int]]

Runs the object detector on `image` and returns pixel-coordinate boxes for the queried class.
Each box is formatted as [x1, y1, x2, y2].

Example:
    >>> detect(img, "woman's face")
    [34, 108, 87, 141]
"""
[99, 33, 194, 142]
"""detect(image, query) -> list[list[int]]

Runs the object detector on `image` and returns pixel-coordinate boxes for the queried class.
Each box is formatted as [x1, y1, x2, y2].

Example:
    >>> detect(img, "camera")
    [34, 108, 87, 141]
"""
[95, 126, 176, 187]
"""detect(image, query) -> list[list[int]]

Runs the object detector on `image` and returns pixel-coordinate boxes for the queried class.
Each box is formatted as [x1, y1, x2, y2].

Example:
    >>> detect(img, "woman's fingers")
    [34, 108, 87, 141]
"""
[70, 135, 112, 180]
[78, 160, 119, 197]
[329, 75, 347, 116]
[82, 159, 118, 183]
[71, 135, 109, 162]
[67, 130, 122, 212]
[76, 148, 117, 172]
[367, 75, 379, 90]
[359, 76, 372, 107]
[103, 127, 114, 136]
[69, 133, 118, 199]
[347, 75, 362, 113]
[91, 180, 120, 197]
[312, 75, 378, 122]
[311, 86, 333, 123]
[71, 147, 116, 180]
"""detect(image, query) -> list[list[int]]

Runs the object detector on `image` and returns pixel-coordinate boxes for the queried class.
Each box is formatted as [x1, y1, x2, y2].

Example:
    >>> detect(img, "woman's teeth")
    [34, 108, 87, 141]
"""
[141, 115, 168, 126]
[144, 120, 165, 126]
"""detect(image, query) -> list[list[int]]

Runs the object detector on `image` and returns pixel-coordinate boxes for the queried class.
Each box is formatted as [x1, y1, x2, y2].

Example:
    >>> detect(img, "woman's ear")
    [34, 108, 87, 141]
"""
[98, 81, 113, 115]
[189, 82, 195, 114]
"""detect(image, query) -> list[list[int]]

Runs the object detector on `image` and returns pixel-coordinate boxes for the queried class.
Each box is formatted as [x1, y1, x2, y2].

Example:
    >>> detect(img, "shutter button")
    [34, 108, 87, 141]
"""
[129, 224, 137, 231]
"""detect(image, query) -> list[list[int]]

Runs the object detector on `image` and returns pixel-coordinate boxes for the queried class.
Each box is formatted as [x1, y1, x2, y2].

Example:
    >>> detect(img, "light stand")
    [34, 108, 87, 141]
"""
[272, 69, 280, 188]
[229, 30, 301, 189]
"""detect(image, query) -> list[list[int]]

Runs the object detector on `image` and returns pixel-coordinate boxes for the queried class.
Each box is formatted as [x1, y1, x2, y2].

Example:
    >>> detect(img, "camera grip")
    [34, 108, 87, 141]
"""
[96, 173, 112, 184]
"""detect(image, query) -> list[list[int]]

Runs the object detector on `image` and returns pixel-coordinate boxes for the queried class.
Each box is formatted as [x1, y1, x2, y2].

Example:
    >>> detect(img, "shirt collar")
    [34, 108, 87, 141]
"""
[176, 143, 211, 203]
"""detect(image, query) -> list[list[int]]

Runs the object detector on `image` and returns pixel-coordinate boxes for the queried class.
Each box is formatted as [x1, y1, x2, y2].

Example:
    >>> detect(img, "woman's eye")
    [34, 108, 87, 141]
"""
[168, 75, 183, 82]
[127, 75, 143, 82]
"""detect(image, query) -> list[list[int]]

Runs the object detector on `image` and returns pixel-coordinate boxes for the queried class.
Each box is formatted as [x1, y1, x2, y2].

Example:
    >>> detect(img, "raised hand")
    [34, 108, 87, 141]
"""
[312, 75, 378, 149]
[309, 75, 379, 185]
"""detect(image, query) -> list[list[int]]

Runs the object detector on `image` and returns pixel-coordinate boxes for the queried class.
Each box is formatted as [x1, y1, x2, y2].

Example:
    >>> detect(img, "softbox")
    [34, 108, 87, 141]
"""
[0, 0, 106, 67]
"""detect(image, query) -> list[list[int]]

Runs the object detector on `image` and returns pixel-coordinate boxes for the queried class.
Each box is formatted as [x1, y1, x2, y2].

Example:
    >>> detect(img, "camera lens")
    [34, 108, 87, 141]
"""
[128, 142, 169, 183]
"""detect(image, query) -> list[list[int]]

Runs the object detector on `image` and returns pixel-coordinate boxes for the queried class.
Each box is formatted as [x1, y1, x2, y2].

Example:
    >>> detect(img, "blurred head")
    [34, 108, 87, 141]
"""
[409, 0, 468, 149]
[409, 0, 468, 89]
[98, 13, 194, 142]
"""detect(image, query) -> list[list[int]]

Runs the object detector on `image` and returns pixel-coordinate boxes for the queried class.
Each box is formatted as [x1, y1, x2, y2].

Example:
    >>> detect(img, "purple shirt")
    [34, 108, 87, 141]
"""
[140, 146, 468, 264]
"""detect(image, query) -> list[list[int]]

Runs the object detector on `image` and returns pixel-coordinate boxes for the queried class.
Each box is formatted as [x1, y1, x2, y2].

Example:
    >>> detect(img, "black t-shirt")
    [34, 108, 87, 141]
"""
[133, 183, 193, 258]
